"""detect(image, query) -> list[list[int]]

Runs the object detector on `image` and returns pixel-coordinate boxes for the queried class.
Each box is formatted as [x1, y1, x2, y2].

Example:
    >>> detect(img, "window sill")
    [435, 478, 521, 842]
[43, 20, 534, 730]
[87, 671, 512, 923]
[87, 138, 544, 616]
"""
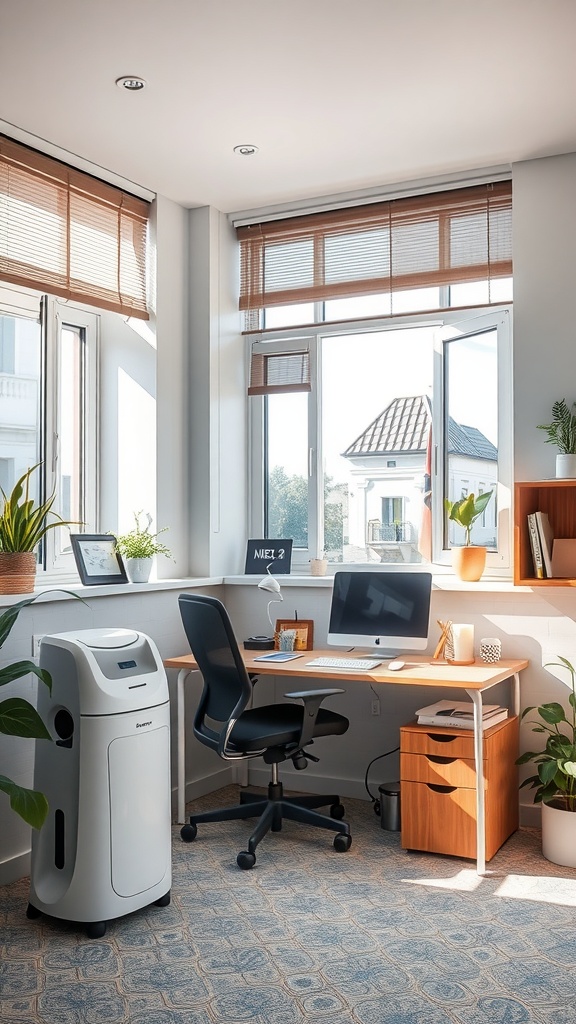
[223, 573, 535, 593]
[0, 576, 222, 610]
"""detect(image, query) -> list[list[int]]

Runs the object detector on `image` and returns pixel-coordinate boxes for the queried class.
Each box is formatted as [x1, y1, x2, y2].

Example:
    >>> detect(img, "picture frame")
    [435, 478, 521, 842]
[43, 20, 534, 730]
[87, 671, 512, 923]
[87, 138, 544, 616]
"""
[70, 534, 128, 586]
[275, 618, 314, 651]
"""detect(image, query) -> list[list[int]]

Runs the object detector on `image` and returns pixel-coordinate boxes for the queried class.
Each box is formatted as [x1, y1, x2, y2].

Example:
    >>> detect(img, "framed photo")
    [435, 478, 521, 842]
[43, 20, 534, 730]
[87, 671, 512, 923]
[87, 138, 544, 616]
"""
[245, 539, 293, 575]
[275, 618, 314, 651]
[71, 534, 128, 586]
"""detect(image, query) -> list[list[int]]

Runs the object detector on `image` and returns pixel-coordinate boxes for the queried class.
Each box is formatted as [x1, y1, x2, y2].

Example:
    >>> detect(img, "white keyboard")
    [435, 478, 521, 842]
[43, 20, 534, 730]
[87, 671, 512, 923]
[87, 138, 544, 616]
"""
[306, 656, 382, 671]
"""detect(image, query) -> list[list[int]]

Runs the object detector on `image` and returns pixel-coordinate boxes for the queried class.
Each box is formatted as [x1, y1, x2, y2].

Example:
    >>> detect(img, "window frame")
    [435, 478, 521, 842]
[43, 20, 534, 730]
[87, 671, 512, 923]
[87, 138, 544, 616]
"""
[249, 305, 512, 575]
[0, 285, 98, 581]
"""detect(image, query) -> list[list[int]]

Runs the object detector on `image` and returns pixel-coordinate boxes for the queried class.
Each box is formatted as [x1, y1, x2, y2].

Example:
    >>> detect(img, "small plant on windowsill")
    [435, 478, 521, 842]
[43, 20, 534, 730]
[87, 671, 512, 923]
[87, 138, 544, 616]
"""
[444, 490, 493, 581]
[113, 512, 172, 583]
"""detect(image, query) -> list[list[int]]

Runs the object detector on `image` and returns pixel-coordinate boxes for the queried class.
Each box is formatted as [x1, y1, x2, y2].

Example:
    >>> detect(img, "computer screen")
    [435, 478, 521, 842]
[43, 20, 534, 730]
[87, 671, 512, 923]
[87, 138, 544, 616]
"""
[327, 569, 432, 657]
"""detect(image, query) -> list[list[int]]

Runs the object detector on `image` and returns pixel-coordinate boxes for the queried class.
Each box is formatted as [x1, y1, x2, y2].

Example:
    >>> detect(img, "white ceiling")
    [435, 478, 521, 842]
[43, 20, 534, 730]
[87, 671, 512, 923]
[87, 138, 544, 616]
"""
[2, 0, 576, 215]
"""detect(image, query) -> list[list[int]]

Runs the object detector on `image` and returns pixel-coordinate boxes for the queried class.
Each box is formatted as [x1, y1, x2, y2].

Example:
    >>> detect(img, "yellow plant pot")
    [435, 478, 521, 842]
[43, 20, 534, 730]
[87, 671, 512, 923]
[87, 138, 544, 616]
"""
[451, 546, 486, 582]
[0, 551, 37, 594]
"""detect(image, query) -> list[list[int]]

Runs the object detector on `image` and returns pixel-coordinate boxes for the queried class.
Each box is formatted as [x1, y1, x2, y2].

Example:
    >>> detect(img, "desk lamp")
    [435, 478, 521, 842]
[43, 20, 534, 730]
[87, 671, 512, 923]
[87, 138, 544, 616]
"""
[258, 564, 283, 630]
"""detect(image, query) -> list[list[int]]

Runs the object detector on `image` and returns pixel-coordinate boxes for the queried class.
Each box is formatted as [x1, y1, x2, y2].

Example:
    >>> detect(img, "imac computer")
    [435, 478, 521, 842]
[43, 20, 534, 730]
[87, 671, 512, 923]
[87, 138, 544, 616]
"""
[327, 569, 432, 658]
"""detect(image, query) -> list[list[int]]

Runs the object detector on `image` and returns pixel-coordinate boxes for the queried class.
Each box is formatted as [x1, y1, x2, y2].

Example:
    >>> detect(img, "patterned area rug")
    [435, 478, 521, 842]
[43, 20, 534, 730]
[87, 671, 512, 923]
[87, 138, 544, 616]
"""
[2, 787, 576, 1024]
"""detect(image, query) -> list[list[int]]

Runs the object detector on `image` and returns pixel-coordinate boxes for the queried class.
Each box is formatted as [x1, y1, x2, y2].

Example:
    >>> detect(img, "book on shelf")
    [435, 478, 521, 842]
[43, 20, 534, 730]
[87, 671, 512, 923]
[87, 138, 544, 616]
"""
[527, 512, 544, 579]
[415, 699, 508, 730]
[535, 510, 554, 578]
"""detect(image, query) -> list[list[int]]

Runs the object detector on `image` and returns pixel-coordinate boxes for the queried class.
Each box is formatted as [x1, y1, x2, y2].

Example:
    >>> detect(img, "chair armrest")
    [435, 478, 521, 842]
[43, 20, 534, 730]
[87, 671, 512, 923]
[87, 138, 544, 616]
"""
[284, 688, 345, 749]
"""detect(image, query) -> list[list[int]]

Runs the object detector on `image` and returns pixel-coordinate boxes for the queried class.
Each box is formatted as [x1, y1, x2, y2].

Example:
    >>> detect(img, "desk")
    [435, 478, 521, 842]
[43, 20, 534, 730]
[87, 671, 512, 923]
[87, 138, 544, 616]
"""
[164, 650, 528, 874]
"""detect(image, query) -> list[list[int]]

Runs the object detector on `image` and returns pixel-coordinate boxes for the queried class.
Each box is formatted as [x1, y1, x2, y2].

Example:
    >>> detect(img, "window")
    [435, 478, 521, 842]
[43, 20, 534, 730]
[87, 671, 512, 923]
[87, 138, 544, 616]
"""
[0, 285, 97, 578]
[249, 304, 511, 572]
[243, 181, 513, 574]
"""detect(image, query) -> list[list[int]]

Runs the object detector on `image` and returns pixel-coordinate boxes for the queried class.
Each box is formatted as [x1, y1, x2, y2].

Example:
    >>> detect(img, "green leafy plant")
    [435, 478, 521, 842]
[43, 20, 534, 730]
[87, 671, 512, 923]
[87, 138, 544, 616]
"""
[516, 655, 576, 812]
[0, 591, 88, 828]
[113, 511, 172, 560]
[444, 491, 493, 546]
[0, 463, 79, 552]
[0, 596, 55, 828]
[537, 399, 576, 454]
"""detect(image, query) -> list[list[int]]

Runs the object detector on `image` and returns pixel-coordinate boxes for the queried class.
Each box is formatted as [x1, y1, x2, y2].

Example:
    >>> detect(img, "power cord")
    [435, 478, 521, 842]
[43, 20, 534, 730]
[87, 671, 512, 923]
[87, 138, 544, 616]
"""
[364, 745, 400, 815]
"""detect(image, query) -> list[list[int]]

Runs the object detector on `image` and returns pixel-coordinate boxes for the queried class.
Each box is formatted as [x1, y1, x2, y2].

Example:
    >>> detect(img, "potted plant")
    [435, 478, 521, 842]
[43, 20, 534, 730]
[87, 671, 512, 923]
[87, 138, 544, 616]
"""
[113, 511, 172, 583]
[444, 490, 493, 581]
[0, 464, 79, 594]
[516, 655, 576, 867]
[537, 399, 576, 478]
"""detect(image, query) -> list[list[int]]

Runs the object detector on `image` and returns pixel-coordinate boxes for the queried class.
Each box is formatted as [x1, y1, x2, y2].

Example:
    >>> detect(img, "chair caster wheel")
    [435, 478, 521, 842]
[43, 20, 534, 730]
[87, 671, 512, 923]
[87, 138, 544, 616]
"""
[374, 800, 381, 816]
[237, 850, 256, 870]
[154, 890, 171, 907]
[26, 902, 41, 919]
[180, 822, 197, 842]
[334, 833, 352, 853]
[86, 921, 106, 939]
[330, 802, 346, 820]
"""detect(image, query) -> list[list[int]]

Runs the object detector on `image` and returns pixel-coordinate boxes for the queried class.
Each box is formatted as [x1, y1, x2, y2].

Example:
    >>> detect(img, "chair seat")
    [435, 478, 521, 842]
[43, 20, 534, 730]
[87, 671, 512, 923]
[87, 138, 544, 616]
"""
[229, 705, 349, 751]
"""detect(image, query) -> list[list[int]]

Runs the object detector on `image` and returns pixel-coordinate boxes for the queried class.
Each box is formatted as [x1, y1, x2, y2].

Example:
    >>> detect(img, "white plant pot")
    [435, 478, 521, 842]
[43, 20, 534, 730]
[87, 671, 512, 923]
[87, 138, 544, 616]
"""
[541, 800, 576, 867]
[125, 557, 153, 583]
[555, 453, 576, 478]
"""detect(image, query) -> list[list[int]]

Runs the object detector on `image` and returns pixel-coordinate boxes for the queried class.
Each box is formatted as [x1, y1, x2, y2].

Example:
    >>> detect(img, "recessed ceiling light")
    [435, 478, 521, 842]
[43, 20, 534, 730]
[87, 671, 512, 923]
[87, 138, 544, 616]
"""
[234, 144, 259, 157]
[116, 76, 146, 91]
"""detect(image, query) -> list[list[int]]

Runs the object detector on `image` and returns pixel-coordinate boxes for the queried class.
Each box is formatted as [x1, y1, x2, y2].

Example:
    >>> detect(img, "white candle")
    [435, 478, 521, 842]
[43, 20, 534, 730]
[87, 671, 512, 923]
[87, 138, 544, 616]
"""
[451, 623, 474, 663]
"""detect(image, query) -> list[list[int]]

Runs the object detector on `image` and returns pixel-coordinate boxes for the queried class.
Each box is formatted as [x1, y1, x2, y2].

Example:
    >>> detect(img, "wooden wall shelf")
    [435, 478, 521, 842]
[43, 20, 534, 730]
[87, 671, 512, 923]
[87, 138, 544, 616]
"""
[514, 479, 576, 586]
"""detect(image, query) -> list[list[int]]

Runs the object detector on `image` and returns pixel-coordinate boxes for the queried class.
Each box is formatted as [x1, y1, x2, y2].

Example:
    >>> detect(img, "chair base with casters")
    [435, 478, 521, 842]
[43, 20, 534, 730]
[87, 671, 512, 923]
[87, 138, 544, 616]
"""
[177, 592, 352, 869]
[181, 760, 351, 869]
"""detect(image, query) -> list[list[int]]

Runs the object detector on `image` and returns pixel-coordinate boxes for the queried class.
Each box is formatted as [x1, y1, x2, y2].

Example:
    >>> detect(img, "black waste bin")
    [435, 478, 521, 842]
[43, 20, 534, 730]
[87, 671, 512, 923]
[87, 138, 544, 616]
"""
[378, 781, 401, 831]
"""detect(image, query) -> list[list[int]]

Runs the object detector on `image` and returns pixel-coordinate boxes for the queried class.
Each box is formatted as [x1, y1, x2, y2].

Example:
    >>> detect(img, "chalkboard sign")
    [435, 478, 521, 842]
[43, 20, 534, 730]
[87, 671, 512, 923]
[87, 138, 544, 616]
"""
[245, 539, 293, 575]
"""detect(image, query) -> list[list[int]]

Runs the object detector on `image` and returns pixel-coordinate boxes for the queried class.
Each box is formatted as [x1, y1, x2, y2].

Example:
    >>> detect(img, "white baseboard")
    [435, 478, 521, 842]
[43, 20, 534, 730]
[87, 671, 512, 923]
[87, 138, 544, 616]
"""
[0, 850, 31, 887]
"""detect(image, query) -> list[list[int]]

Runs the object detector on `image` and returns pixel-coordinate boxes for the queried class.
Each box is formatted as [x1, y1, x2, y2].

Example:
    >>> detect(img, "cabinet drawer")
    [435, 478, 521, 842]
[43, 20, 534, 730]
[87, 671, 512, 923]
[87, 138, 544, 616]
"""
[401, 727, 476, 759]
[401, 781, 478, 859]
[401, 751, 482, 789]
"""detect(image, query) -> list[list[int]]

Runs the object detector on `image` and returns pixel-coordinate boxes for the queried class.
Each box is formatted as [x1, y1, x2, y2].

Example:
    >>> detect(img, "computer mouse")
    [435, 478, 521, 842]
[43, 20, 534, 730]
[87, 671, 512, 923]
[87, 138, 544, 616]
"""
[388, 660, 406, 671]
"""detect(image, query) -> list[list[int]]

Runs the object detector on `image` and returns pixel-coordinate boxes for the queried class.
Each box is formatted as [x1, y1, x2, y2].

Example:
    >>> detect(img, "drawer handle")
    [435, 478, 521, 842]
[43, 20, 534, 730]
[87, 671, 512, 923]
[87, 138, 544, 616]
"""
[427, 733, 458, 744]
[427, 755, 456, 765]
[427, 784, 456, 794]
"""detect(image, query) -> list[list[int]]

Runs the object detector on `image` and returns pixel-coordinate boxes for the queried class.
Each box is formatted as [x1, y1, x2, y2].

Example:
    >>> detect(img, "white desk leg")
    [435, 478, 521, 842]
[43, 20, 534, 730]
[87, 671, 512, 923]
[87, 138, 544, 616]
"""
[512, 672, 520, 717]
[466, 688, 486, 876]
[177, 668, 191, 824]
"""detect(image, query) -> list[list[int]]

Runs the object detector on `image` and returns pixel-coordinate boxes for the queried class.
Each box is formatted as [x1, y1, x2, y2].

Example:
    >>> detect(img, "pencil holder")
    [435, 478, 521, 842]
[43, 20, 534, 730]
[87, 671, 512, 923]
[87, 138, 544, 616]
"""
[480, 637, 501, 663]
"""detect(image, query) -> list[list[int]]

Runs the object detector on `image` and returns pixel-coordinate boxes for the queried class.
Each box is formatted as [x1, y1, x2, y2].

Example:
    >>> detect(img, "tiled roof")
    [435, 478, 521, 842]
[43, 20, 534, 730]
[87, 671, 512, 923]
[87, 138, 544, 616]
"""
[342, 395, 497, 460]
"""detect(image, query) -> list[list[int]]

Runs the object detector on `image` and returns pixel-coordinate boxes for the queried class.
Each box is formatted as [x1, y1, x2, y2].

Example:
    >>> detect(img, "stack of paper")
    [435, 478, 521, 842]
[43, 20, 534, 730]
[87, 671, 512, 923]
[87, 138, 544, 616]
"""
[416, 699, 508, 729]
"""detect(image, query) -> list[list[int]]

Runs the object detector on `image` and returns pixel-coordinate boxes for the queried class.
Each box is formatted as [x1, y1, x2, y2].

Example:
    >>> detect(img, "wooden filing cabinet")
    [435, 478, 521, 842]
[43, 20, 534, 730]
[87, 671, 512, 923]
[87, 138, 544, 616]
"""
[400, 716, 519, 861]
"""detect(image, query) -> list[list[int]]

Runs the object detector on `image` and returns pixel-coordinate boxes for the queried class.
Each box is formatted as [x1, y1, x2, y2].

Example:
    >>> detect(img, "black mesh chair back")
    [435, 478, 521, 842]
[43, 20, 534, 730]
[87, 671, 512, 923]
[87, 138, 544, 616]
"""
[178, 593, 254, 753]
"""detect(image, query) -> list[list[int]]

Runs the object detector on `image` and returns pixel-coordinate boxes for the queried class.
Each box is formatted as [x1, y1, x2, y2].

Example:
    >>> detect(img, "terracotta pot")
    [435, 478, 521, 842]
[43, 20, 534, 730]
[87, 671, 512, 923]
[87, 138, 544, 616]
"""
[542, 800, 576, 868]
[451, 545, 486, 582]
[0, 551, 37, 594]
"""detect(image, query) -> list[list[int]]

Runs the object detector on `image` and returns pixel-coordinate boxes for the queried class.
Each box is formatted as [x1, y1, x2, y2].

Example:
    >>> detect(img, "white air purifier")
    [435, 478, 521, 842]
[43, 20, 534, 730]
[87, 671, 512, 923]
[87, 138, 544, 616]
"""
[27, 627, 172, 938]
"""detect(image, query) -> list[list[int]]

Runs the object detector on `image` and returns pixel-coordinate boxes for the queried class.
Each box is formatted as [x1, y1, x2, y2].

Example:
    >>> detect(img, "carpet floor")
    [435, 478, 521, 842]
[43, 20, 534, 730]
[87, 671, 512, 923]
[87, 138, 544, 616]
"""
[2, 787, 576, 1024]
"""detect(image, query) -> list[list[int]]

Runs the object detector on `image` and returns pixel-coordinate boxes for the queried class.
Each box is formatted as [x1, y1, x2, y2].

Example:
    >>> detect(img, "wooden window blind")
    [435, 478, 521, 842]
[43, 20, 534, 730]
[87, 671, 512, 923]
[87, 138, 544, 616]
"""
[238, 181, 512, 327]
[0, 135, 150, 319]
[248, 349, 311, 395]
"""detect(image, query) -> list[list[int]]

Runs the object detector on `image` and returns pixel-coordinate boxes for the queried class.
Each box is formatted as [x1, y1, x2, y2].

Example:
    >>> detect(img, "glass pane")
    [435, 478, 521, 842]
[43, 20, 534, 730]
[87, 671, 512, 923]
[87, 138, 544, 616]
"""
[321, 326, 434, 564]
[264, 303, 315, 328]
[266, 392, 309, 548]
[445, 329, 498, 549]
[0, 311, 41, 497]
[56, 325, 84, 554]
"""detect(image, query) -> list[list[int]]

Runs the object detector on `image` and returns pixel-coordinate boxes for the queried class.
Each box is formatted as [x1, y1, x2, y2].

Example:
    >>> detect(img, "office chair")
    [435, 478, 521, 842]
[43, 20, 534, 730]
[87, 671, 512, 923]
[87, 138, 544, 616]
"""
[178, 593, 352, 869]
